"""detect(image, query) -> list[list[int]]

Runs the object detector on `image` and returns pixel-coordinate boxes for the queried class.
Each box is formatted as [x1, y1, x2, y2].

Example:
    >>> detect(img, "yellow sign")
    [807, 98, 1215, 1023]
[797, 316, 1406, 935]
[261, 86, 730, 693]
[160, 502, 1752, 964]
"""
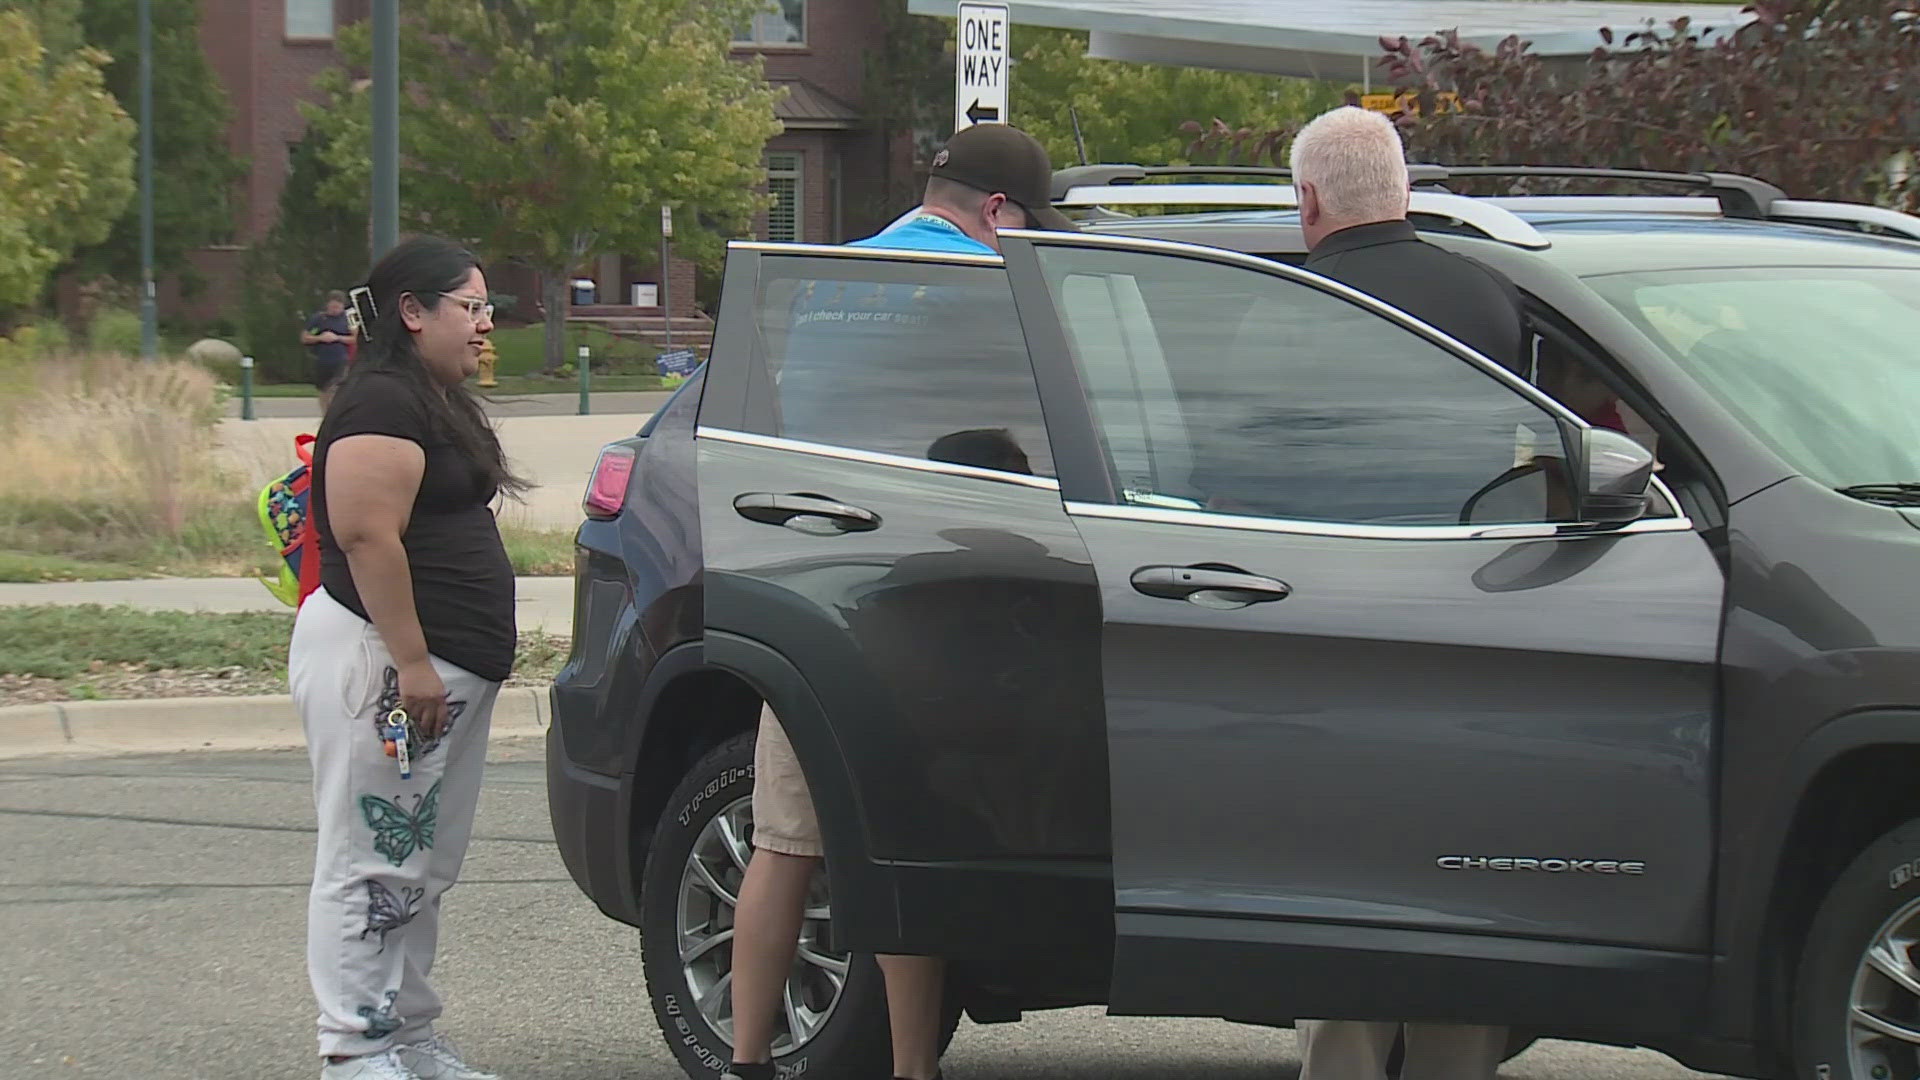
[1360, 91, 1462, 116]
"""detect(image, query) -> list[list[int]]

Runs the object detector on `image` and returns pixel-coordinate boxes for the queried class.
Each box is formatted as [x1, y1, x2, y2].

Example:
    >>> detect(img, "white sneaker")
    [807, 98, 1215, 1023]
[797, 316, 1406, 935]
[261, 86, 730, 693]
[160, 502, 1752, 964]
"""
[396, 1034, 500, 1080]
[321, 1049, 420, 1080]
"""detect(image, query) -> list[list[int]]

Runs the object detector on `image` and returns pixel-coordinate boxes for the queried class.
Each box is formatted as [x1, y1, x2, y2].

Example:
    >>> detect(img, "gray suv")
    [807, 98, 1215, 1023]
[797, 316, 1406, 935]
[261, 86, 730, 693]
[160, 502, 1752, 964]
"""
[547, 166, 1920, 1080]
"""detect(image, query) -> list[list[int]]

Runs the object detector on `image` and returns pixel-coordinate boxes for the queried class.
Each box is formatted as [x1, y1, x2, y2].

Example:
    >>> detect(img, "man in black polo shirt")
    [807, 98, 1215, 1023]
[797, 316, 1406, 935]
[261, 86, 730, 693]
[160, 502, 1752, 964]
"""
[301, 290, 354, 412]
[1296, 106, 1527, 374]
[1288, 104, 1518, 1080]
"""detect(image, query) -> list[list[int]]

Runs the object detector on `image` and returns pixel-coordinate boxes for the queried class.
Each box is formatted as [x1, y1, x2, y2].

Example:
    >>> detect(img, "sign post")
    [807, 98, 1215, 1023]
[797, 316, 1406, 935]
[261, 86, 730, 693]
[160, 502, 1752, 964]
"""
[954, 3, 1010, 134]
[660, 205, 674, 355]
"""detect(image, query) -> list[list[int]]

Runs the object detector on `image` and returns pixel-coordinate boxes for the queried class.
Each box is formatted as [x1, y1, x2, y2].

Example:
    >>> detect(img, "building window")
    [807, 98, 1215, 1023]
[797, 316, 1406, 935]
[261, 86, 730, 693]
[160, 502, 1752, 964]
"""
[734, 0, 804, 46]
[767, 153, 802, 243]
[286, 0, 334, 39]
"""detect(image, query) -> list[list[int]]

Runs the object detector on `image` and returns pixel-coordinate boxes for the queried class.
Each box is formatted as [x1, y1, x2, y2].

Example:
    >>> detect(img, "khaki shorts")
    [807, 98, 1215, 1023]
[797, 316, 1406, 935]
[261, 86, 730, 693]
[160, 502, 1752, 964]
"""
[751, 704, 823, 858]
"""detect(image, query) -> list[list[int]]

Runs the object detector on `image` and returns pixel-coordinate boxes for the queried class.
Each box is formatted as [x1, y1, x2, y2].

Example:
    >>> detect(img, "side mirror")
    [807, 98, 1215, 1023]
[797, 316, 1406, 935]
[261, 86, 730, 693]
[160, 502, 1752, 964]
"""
[1580, 428, 1655, 526]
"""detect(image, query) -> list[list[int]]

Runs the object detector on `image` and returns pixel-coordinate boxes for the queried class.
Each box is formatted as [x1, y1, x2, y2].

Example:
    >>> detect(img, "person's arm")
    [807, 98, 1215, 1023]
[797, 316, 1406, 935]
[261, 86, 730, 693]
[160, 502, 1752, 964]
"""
[299, 316, 332, 346]
[324, 433, 451, 737]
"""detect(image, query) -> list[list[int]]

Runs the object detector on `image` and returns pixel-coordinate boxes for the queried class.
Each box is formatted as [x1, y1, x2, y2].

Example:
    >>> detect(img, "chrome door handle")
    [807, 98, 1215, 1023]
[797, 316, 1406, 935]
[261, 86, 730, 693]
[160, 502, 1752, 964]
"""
[1130, 565, 1291, 608]
[733, 493, 881, 534]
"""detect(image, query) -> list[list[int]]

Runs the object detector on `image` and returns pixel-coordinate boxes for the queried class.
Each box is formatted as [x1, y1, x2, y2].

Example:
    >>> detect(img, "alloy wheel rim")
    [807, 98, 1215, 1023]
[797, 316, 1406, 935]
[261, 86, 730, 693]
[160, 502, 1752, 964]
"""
[1848, 894, 1920, 1078]
[676, 794, 851, 1055]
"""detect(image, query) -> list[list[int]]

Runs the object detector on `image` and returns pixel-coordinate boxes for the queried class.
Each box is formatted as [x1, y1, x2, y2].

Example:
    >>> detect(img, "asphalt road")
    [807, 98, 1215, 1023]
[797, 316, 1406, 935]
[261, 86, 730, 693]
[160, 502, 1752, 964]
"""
[0, 743, 1731, 1080]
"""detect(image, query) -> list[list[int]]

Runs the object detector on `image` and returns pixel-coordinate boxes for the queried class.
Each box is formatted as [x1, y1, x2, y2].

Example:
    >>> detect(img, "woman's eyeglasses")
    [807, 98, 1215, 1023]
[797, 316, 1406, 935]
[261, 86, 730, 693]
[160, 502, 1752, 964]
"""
[439, 293, 494, 322]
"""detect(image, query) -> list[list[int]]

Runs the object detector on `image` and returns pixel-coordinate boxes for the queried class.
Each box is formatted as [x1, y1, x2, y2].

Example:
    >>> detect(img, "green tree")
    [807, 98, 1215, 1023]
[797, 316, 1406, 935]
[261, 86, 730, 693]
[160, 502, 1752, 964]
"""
[241, 133, 367, 383]
[303, 0, 782, 372]
[1011, 27, 1343, 168]
[0, 0, 83, 59]
[63, 0, 245, 291]
[0, 8, 135, 311]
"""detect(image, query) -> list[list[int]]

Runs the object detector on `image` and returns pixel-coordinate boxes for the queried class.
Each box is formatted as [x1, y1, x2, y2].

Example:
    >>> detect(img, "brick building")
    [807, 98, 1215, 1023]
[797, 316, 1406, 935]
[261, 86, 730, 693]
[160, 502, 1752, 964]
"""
[190, 0, 914, 340]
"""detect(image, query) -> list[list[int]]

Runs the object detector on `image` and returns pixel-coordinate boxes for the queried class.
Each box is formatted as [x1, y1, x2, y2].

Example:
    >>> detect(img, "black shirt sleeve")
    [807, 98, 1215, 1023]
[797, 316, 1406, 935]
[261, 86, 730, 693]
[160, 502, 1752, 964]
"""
[320, 377, 434, 448]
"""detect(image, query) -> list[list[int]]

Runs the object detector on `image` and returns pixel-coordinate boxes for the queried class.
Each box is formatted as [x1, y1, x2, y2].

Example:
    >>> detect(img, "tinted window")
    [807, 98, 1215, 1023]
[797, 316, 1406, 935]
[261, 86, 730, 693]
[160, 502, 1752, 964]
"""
[746, 256, 1054, 478]
[1034, 246, 1571, 526]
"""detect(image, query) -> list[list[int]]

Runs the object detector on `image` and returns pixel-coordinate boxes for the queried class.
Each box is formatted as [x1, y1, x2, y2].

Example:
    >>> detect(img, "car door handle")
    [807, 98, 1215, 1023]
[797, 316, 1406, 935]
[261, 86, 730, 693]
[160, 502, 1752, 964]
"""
[1130, 565, 1292, 607]
[733, 493, 881, 534]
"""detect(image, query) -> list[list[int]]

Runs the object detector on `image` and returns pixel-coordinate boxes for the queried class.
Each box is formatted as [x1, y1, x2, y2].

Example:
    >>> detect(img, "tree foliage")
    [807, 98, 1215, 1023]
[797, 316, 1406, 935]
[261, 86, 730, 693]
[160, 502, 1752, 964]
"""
[241, 133, 367, 383]
[66, 0, 246, 289]
[302, 0, 782, 370]
[0, 8, 135, 311]
[859, 13, 1344, 210]
[1187, 0, 1920, 210]
[1013, 27, 1342, 169]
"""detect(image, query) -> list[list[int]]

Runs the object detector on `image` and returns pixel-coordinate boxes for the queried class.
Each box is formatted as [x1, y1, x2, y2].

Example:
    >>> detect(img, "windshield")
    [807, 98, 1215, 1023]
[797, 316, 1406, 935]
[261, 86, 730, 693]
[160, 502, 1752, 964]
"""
[1586, 266, 1920, 489]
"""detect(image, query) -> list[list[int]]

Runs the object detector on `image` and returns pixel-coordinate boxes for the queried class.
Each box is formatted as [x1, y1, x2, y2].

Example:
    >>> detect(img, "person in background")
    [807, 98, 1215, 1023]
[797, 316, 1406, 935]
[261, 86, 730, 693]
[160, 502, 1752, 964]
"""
[291, 237, 518, 1080]
[1287, 103, 1520, 1080]
[303, 289, 355, 413]
[722, 123, 1074, 1080]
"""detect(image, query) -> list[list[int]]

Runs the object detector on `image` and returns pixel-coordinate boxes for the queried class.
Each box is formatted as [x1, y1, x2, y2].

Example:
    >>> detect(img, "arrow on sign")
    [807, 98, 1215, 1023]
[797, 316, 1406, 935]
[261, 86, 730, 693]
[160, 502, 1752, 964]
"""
[966, 100, 1001, 125]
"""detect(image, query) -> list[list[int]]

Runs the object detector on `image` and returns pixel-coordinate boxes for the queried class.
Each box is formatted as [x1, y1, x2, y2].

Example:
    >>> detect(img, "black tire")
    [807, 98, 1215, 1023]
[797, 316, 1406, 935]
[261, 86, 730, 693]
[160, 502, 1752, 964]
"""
[1794, 819, 1920, 1080]
[640, 730, 959, 1080]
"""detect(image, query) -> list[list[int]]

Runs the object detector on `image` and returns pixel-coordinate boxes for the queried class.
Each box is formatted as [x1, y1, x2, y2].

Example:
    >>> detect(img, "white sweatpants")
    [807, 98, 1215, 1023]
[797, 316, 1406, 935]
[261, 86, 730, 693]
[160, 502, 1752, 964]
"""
[1298, 1020, 1509, 1080]
[290, 586, 500, 1058]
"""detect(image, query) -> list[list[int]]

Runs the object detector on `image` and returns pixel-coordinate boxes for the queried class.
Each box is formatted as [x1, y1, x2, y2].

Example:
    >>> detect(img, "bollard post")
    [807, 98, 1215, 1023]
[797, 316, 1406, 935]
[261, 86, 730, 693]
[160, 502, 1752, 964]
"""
[240, 354, 255, 421]
[577, 344, 591, 415]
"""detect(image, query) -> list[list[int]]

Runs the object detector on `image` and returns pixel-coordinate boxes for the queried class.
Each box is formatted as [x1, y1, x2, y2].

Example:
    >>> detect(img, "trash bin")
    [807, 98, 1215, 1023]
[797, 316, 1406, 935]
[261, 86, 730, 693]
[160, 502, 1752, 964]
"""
[571, 278, 597, 306]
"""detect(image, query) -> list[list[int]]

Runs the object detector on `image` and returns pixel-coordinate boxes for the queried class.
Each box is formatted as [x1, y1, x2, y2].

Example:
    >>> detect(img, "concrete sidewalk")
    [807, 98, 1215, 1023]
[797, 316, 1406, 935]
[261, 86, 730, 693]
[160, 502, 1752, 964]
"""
[218, 412, 653, 531]
[0, 575, 577, 634]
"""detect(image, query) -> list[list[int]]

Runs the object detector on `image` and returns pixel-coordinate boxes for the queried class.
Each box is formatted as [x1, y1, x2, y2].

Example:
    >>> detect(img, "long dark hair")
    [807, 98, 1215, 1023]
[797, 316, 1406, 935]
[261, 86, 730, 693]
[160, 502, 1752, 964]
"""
[343, 236, 528, 497]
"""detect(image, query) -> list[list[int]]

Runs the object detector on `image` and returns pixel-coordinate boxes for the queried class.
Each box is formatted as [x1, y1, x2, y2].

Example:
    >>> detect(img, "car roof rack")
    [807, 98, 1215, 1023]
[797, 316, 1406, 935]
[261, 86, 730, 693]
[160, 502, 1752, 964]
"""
[1411, 166, 1787, 219]
[1053, 163, 1920, 245]
[1052, 181, 1550, 249]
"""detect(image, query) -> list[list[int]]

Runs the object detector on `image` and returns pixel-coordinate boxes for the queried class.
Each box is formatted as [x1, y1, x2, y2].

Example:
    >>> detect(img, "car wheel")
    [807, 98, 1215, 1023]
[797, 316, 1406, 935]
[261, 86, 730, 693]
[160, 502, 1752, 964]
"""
[640, 731, 958, 1079]
[1794, 820, 1920, 1080]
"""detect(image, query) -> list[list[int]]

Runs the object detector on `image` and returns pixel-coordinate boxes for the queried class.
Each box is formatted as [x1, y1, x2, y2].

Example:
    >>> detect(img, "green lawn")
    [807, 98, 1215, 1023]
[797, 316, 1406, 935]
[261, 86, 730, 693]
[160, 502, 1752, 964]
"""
[0, 604, 570, 701]
[0, 550, 156, 583]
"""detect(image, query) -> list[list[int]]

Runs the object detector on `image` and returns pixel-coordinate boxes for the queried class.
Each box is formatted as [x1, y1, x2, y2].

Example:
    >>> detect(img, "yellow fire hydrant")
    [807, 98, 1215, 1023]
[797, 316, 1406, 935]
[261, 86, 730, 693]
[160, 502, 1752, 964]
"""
[476, 336, 498, 388]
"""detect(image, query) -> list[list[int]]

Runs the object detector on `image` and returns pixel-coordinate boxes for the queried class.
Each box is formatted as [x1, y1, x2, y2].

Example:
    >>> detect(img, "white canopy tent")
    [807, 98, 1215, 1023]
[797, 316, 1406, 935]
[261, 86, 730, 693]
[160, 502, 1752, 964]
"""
[905, 0, 1754, 85]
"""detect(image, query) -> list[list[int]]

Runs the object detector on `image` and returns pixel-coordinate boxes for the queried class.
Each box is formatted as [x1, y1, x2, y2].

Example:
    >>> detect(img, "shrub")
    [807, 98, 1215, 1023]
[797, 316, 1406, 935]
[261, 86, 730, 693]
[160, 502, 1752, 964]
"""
[86, 308, 145, 357]
[0, 355, 263, 570]
[1187, 0, 1920, 211]
[0, 321, 75, 366]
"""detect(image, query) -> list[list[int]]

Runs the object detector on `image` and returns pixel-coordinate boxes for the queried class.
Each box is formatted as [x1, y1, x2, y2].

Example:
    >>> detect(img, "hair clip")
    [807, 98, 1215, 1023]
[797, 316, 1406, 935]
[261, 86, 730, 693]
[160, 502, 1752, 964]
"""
[347, 286, 378, 340]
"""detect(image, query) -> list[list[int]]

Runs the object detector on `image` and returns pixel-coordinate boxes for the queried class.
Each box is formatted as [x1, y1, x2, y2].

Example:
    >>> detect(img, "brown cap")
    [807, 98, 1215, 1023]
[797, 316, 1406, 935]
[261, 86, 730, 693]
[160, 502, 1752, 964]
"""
[929, 123, 1077, 232]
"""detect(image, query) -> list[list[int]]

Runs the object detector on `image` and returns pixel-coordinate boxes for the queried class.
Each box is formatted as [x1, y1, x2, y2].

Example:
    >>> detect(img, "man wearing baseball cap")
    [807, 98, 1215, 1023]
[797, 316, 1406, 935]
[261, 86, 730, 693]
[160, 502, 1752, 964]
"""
[858, 121, 1078, 254]
[721, 123, 1070, 1080]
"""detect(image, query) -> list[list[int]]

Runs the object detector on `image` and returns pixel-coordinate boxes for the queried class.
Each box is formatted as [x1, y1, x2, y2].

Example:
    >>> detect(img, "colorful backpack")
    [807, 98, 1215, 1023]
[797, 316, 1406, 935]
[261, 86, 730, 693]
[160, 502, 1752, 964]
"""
[257, 434, 321, 608]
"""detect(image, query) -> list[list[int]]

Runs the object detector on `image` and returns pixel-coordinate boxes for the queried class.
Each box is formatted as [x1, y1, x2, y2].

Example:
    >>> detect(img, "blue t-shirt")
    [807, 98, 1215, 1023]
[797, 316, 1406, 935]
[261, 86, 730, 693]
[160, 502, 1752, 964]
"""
[847, 213, 996, 256]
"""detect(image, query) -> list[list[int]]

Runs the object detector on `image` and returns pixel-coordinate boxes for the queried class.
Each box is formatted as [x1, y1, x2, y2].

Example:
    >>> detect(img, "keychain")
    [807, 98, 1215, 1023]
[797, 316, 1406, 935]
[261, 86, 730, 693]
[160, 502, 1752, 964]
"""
[381, 707, 413, 779]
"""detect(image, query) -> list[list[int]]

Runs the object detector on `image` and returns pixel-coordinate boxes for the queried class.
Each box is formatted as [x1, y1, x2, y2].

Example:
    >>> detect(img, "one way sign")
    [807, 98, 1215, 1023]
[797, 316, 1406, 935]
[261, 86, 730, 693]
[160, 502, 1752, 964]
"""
[954, 2, 1009, 134]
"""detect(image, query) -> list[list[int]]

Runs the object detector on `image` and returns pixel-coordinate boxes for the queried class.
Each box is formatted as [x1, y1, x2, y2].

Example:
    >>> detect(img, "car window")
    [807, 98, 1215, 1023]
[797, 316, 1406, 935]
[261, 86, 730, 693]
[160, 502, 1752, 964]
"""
[1585, 266, 1920, 491]
[1033, 245, 1575, 527]
[745, 256, 1054, 478]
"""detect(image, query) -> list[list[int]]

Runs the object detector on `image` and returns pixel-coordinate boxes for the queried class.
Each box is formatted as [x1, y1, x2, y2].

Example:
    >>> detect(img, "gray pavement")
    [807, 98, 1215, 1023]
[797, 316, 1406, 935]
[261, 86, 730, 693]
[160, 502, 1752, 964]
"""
[218, 411, 655, 532]
[0, 576, 577, 634]
[0, 743, 1730, 1080]
[226, 391, 675, 420]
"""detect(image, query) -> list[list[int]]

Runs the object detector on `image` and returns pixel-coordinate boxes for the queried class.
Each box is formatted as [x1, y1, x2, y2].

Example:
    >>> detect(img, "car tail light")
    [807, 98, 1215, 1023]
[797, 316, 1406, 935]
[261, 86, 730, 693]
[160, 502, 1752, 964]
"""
[583, 444, 636, 520]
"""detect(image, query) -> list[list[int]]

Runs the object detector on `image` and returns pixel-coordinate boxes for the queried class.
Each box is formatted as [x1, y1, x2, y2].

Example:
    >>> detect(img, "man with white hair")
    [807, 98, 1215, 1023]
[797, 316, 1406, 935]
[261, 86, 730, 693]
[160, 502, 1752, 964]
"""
[1292, 105, 1527, 373]
[1288, 103, 1522, 1080]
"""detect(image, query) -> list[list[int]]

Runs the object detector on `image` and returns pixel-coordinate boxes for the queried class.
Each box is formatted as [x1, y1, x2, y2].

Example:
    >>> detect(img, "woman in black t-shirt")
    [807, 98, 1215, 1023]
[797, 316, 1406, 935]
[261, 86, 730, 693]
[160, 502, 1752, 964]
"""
[287, 236, 525, 1080]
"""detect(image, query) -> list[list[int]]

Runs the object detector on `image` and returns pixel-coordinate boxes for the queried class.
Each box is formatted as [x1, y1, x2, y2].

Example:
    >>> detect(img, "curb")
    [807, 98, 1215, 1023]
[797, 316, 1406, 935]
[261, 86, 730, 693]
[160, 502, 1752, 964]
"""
[0, 687, 550, 760]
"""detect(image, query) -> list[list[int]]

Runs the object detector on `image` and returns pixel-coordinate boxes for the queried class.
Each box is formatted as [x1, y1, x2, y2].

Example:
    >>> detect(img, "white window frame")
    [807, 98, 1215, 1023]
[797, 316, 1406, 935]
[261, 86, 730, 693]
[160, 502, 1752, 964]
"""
[766, 152, 804, 244]
[285, 0, 334, 40]
[733, 0, 805, 46]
